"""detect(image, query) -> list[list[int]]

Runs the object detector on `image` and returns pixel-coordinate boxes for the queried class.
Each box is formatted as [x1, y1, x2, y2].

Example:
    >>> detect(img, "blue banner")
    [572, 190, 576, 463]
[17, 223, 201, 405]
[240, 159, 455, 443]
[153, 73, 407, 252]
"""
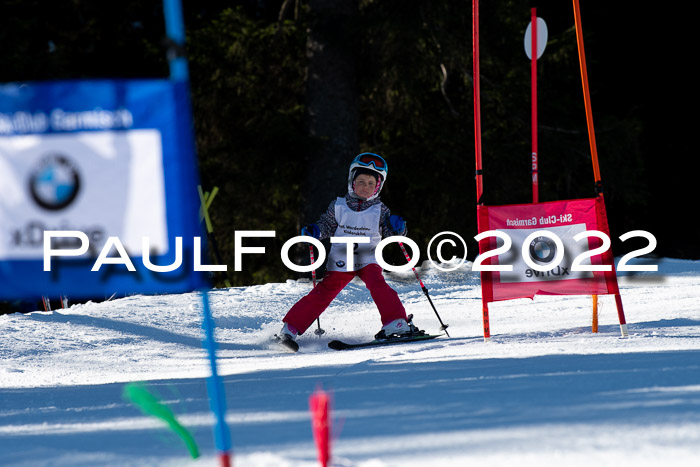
[0, 79, 209, 299]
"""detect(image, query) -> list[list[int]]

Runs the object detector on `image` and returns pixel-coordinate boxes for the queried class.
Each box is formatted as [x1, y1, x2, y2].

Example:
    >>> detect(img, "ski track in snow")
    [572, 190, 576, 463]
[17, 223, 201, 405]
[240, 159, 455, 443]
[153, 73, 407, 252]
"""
[1, 258, 700, 466]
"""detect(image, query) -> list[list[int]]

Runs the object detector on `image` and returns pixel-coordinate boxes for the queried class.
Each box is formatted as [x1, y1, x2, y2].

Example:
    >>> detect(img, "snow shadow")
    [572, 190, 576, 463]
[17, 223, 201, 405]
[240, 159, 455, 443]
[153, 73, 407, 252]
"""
[631, 318, 700, 330]
[23, 311, 258, 351]
[224, 349, 700, 452]
[2, 348, 700, 464]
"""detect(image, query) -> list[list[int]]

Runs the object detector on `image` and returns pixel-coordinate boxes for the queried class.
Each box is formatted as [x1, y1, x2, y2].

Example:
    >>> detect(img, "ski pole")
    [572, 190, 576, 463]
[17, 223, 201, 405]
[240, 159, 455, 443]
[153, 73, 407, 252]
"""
[398, 242, 450, 337]
[310, 245, 325, 336]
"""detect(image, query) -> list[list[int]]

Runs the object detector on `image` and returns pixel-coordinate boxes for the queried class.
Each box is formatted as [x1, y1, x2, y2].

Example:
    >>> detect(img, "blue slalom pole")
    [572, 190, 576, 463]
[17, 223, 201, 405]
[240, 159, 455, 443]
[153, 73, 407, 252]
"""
[162, 2, 231, 462]
[162, 0, 189, 81]
[201, 290, 232, 466]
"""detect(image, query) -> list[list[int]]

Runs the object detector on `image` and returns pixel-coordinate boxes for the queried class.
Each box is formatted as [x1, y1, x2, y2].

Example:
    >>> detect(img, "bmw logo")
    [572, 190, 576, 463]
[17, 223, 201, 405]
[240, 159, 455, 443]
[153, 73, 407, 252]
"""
[29, 153, 81, 210]
[335, 260, 346, 268]
[528, 236, 556, 264]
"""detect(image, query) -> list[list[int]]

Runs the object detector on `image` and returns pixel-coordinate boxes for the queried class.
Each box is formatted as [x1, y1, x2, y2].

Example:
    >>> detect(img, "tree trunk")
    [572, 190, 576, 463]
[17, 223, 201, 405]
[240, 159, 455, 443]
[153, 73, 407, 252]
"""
[302, 0, 359, 223]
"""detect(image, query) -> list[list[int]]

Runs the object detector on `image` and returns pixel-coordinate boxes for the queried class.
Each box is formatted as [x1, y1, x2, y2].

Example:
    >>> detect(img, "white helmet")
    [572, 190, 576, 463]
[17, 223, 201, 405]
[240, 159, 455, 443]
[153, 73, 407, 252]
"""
[347, 153, 388, 200]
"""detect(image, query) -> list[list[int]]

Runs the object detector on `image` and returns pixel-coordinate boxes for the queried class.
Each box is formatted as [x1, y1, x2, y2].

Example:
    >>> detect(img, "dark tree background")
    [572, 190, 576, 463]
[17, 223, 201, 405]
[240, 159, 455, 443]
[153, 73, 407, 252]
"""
[303, 0, 360, 222]
[0, 0, 695, 293]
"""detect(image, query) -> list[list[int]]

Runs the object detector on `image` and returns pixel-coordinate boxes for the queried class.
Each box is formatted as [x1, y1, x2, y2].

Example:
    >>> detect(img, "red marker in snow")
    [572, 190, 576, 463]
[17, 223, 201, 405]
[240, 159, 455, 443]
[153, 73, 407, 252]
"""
[309, 387, 331, 467]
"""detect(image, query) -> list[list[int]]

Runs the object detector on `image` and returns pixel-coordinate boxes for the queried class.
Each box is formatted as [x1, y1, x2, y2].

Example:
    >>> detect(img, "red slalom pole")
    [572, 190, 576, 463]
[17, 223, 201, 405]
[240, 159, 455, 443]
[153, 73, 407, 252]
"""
[473, 0, 484, 205]
[531, 7, 539, 203]
[473, 0, 491, 341]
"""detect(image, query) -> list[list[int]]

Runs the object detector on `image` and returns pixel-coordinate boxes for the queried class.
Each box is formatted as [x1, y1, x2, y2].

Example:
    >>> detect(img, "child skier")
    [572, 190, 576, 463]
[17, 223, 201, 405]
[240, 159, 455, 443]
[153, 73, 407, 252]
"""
[278, 153, 419, 349]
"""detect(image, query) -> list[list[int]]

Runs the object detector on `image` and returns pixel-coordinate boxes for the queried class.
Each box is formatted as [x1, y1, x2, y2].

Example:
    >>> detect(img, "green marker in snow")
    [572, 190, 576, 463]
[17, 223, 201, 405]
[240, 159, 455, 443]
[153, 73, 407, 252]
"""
[123, 382, 199, 459]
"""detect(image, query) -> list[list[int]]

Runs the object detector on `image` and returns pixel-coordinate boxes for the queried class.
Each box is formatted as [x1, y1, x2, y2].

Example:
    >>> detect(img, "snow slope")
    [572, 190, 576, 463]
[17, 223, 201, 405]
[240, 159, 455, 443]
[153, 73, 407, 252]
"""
[2, 258, 700, 466]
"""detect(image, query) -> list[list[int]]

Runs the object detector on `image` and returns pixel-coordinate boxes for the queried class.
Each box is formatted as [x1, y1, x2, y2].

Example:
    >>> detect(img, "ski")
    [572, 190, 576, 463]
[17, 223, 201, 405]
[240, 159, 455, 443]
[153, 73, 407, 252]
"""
[274, 334, 299, 353]
[328, 332, 441, 351]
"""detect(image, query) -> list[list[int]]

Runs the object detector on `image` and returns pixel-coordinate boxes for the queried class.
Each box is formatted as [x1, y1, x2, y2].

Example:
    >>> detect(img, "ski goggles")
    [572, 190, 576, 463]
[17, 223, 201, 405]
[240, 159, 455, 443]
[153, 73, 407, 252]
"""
[353, 153, 387, 171]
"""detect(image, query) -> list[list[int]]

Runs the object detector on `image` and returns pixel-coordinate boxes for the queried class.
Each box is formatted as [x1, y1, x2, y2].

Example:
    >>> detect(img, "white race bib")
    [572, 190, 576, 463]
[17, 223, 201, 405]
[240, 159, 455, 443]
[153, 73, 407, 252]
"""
[327, 197, 381, 272]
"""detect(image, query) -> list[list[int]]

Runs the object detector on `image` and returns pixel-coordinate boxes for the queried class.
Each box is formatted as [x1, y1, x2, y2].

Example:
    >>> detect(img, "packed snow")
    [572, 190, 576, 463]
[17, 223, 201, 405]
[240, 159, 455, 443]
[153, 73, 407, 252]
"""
[2, 257, 700, 466]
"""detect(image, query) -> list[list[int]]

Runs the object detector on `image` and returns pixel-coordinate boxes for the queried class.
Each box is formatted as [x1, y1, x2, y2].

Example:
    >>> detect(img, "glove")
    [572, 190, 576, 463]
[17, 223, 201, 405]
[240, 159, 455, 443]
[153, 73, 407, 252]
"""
[301, 223, 321, 239]
[387, 215, 406, 235]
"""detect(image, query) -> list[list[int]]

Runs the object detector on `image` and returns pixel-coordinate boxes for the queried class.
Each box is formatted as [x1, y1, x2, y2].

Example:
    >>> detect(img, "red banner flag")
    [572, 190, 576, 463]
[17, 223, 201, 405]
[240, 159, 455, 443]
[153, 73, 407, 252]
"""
[477, 197, 620, 304]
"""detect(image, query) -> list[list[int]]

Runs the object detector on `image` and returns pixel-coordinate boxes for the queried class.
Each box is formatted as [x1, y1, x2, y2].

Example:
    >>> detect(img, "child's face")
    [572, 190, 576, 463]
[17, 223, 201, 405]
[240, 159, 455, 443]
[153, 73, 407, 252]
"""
[353, 174, 378, 199]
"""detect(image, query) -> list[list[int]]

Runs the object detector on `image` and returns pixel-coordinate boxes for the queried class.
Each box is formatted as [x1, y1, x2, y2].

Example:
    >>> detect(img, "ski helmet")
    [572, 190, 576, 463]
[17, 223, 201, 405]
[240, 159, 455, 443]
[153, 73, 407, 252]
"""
[347, 153, 388, 200]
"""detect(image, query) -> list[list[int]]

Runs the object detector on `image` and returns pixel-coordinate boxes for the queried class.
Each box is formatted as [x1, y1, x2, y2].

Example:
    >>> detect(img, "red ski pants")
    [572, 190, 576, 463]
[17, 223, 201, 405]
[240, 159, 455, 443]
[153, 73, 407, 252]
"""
[283, 263, 407, 335]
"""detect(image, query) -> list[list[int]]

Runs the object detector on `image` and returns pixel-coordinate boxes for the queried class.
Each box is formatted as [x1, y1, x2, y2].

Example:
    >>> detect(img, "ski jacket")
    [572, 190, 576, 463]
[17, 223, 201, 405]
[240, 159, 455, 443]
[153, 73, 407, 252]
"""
[315, 193, 407, 240]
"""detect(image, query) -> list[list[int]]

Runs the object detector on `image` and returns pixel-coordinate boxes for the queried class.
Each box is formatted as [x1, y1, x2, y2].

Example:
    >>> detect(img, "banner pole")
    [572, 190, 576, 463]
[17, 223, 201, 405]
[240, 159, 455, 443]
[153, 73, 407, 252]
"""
[572, 0, 601, 186]
[531, 8, 539, 204]
[572, 0, 628, 337]
[473, 0, 490, 341]
[473, 0, 484, 204]
[592, 295, 599, 332]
